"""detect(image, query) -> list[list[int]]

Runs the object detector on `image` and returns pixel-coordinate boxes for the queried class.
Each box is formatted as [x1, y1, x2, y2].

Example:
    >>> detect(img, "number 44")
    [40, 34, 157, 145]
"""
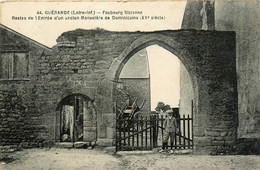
[37, 11, 43, 15]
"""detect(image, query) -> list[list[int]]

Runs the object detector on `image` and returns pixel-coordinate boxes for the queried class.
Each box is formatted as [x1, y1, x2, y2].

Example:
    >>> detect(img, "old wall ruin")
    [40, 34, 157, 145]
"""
[215, 1, 260, 139]
[181, 0, 260, 139]
[179, 0, 260, 154]
[0, 24, 238, 154]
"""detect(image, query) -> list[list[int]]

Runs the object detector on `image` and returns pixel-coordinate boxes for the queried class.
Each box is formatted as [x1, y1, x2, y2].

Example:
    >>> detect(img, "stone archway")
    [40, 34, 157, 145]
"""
[105, 35, 199, 117]
[53, 29, 237, 154]
[55, 93, 97, 144]
[108, 34, 198, 111]
[107, 34, 199, 150]
[103, 32, 237, 154]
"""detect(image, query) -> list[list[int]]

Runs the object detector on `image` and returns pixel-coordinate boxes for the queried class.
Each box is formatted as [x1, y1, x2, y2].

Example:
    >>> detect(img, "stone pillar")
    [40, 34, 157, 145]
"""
[83, 101, 97, 142]
[95, 78, 116, 146]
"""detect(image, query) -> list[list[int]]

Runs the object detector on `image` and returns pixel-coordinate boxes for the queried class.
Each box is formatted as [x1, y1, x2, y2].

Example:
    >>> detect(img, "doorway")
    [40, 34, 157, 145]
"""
[57, 94, 92, 142]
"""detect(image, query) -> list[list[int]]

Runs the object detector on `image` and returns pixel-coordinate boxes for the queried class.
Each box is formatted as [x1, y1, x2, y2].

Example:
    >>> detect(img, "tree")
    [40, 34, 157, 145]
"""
[155, 102, 171, 113]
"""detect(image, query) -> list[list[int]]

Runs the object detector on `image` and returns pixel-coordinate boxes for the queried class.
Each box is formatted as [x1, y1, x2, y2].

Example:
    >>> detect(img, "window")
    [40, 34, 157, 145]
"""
[0, 52, 29, 79]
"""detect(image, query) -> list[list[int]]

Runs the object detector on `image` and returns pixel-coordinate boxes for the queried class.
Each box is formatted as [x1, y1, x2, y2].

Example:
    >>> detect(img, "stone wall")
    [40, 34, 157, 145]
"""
[215, 1, 260, 138]
[95, 30, 237, 154]
[0, 25, 51, 147]
[181, 0, 260, 139]
[0, 90, 40, 147]
[1, 26, 238, 154]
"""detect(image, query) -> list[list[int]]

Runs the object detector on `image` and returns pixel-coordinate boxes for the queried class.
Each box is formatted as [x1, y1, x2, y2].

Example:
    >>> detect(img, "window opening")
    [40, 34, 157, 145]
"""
[0, 52, 29, 79]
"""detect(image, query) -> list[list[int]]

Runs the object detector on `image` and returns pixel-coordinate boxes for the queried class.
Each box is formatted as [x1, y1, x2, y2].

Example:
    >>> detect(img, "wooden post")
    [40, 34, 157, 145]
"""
[115, 101, 118, 152]
[191, 100, 194, 147]
[156, 115, 159, 147]
[152, 116, 157, 148]
[179, 117, 181, 149]
[145, 116, 148, 148]
[137, 117, 139, 147]
[128, 119, 130, 147]
[132, 119, 134, 147]
[119, 117, 121, 151]
[161, 115, 164, 146]
[60, 106, 63, 142]
[123, 120, 126, 146]
[188, 114, 191, 149]
[175, 119, 177, 149]
[183, 114, 186, 149]
[150, 116, 153, 149]
[141, 116, 143, 148]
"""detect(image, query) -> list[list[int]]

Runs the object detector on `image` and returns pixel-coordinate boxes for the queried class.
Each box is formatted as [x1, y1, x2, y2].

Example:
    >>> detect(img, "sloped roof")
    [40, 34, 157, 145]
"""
[119, 49, 150, 79]
[0, 24, 51, 52]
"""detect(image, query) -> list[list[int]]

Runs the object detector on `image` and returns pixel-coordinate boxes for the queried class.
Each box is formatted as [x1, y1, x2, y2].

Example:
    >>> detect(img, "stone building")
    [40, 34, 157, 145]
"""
[118, 49, 151, 116]
[0, 25, 151, 147]
[1, 1, 259, 154]
[0, 24, 52, 147]
[0, 24, 238, 154]
[180, 0, 260, 153]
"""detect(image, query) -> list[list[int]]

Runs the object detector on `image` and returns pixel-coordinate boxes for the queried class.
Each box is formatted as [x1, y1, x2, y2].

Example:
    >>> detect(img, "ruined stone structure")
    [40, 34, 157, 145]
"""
[0, 23, 239, 154]
[180, 0, 260, 154]
[215, 1, 260, 139]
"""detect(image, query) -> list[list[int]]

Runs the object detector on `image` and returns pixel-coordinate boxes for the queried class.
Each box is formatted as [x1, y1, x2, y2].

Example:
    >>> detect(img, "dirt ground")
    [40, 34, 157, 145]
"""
[1, 148, 260, 170]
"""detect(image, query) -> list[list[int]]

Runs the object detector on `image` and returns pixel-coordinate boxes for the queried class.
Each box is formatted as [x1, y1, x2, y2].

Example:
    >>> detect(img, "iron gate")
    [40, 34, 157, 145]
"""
[116, 114, 193, 152]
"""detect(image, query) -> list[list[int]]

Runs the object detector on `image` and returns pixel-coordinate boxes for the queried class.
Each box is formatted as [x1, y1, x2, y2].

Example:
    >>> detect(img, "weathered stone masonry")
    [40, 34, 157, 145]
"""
[180, 0, 260, 154]
[0, 25, 52, 148]
[0, 25, 238, 154]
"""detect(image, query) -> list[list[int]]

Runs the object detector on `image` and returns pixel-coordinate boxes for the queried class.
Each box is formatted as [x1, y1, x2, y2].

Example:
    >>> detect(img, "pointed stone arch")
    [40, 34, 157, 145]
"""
[101, 31, 237, 154]
[105, 33, 199, 124]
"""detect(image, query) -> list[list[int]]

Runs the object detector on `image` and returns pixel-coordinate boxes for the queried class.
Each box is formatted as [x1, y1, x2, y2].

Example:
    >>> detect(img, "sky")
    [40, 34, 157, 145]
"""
[0, 1, 186, 110]
[0, 1, 186, 47]
[147, 45, 180, 110]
